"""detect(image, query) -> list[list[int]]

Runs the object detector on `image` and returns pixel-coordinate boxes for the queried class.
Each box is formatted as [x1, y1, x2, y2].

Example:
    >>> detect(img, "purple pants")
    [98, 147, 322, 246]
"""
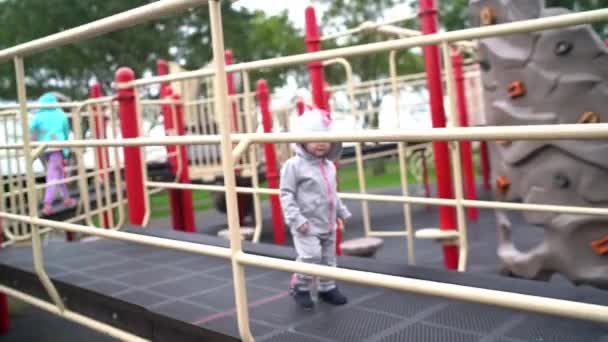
[43, 151, 69, 205]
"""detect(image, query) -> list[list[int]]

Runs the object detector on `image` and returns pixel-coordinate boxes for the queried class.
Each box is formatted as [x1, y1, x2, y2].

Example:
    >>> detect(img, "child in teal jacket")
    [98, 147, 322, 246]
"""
[29, 92, 75, 215]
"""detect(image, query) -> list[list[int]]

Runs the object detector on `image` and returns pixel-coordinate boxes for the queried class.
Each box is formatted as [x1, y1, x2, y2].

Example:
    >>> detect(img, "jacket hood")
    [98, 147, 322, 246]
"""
[38, 92, 58, 104]
[36, 93, 62, 115]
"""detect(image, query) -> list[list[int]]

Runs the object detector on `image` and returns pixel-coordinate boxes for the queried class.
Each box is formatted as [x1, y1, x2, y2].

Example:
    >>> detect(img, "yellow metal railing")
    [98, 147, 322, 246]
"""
[0, 2, 606, 342]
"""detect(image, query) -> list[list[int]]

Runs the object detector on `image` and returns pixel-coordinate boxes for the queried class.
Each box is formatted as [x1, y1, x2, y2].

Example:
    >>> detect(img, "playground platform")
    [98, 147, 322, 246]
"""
[1, 194, 608, 342]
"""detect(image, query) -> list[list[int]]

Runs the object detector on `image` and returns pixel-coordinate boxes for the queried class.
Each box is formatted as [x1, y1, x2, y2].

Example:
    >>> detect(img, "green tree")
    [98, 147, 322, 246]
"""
[437, 0, 471, 31]
[319, 0, 425, 86]
[0, 1, 303, 100]
[173, 6, 304, 92]
[0, 0, 180, 99]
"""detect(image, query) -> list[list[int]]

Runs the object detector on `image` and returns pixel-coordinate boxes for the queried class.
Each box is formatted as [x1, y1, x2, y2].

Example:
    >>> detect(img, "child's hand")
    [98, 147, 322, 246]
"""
[296, 222, 310, 235]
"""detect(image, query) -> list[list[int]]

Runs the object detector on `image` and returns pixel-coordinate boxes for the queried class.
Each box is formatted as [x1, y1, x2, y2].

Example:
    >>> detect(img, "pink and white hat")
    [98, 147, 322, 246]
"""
[294, 107, 333, 134]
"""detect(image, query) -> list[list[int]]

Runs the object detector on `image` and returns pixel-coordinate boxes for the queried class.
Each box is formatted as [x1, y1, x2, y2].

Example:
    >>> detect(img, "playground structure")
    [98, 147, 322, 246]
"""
[0, 12, 487, 251]
[0, 96, 128, 243]
[154, 22, 487, 252]
[0, 82, 185, 243]
[0, 0, 606, 341]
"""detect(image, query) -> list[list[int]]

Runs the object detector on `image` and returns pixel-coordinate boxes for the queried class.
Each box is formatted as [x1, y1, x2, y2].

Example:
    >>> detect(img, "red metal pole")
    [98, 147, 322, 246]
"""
[157, 60, 184, 231]
[305, 5, 343, 255]
[305, 6, 327, 111]
[157, 60, 177, 172]
[116, 67, 146, 226]
[480, 141, 490, 190]
[165, 88, 186, 231]
[90, 81, 111, 229]
[172, 93, 196, 233]
[296, 96, 305, 116]
[257, 80, 285, 245]
[0, 227, 10, 335]
[0, 293, 7, 335]
[419, 0, 458, 269]
[452, 50, 478, 222]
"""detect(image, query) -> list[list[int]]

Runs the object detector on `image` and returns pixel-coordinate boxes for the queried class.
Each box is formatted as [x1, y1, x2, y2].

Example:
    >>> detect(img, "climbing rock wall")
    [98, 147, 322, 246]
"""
[470, 0, 608, 289]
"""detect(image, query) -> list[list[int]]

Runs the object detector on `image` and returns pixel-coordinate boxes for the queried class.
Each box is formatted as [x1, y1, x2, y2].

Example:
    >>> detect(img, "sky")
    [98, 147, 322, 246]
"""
[233, 1, 414, 31]
[232, 1, 318, 30]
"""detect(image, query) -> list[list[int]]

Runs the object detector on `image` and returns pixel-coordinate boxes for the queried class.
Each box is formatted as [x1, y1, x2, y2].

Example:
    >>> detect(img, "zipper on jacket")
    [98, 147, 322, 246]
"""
[319, 160, 334, 231]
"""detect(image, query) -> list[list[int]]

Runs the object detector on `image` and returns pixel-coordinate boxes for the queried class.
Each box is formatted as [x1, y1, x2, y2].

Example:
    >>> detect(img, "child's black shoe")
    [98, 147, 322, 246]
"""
[293, 290, 314, 311]
[319, 287, 347, 305]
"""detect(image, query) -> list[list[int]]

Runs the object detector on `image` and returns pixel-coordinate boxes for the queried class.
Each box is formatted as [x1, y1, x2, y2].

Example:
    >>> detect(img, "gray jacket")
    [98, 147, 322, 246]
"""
[279, 143, 352, 235]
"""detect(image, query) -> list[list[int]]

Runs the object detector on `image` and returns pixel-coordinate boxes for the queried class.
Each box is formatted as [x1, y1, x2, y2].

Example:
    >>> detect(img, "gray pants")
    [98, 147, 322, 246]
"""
[292, 232, 337, 292]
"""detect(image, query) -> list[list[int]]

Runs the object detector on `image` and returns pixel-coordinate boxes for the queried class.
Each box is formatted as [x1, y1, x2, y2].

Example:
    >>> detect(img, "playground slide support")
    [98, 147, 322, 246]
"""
[256, 79, 285, 245]
[452, 50, 479, 222]
[116, 67, 147, 226]
[172, 93, 196, 232]
[157, 60, 196, 232]
[419, 0, 459, 270]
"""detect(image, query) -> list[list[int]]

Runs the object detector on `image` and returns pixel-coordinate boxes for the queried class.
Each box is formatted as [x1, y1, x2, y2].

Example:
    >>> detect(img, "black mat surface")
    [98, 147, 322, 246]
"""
[1, 226, 607, 342]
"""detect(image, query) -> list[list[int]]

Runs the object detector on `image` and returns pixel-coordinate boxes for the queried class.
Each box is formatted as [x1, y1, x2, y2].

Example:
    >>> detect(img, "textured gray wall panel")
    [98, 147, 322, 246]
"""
[470, 0, 608, 289]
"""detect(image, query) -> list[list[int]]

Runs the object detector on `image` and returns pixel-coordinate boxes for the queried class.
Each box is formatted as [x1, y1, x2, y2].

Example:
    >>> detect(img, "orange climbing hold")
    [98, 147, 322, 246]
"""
[591, 235, 608, 256]
[480, 6, 497, 26]
[578, 111, 600, 124]
[508, 81, 525, 99]
[496, 176, 510, 195]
